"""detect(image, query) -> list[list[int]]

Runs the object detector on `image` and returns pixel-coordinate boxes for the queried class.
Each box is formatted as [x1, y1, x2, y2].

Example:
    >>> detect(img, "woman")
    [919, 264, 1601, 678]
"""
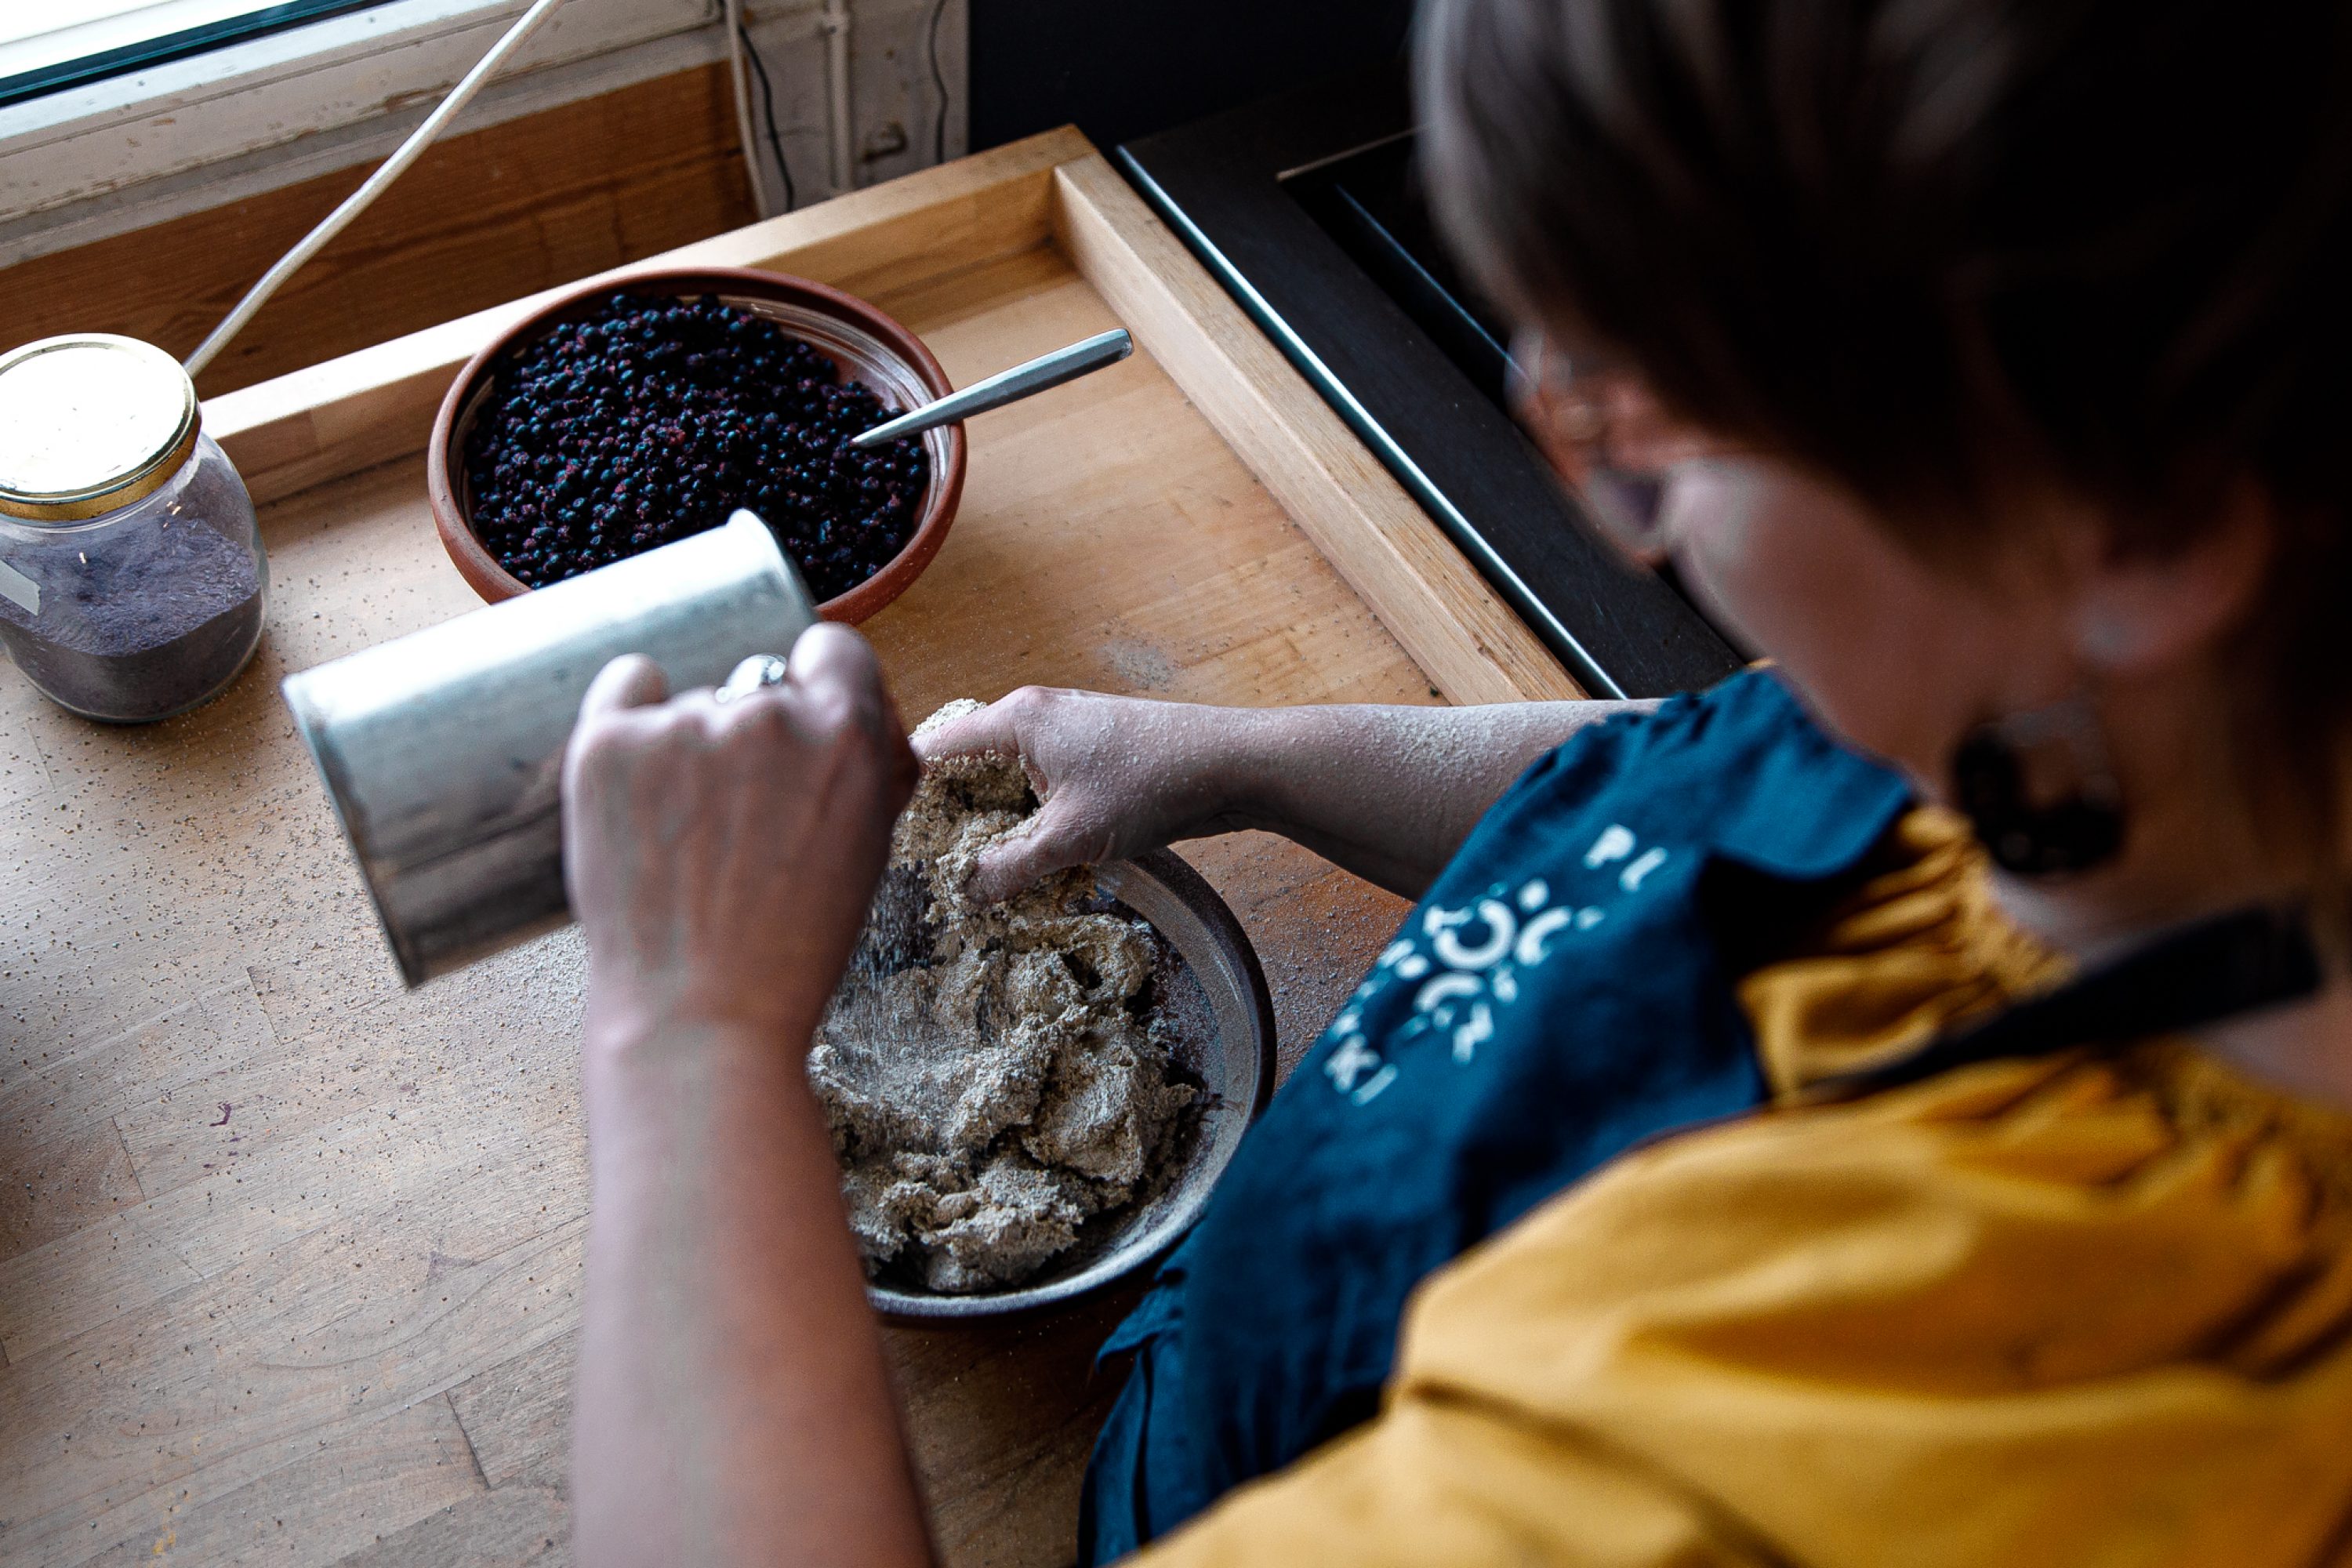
[561, 1, 2352, 1563]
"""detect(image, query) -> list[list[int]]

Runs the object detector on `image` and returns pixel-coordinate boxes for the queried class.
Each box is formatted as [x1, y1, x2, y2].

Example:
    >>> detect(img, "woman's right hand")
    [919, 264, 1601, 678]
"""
[912, 687, 1261, 902]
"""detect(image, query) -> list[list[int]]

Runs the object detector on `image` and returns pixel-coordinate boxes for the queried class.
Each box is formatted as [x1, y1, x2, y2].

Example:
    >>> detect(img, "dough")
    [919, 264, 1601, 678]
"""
[808, 700, 1200, 1293]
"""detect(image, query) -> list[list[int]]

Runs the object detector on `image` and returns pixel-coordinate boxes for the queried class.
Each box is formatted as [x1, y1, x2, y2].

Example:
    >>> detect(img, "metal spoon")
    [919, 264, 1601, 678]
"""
[851, 328, 1134, 449]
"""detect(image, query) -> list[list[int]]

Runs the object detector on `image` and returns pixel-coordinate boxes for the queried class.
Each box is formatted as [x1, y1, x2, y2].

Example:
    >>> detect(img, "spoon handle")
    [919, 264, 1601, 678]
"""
[851, 328, 1133, 449]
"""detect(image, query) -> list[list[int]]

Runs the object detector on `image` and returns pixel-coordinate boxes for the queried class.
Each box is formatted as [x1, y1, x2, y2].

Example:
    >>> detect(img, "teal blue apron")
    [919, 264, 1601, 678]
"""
[1082, 669, 1918, 1560]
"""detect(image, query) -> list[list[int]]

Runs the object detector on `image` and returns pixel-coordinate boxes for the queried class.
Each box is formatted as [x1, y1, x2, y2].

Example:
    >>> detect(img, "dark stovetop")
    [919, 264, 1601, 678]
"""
[1290, 135, 1515, 411]
[1118, 67, 1744, 701]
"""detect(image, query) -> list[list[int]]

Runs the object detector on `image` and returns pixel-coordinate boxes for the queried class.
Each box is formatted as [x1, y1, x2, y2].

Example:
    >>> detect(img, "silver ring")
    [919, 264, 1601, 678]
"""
[714, 653, 789, 704]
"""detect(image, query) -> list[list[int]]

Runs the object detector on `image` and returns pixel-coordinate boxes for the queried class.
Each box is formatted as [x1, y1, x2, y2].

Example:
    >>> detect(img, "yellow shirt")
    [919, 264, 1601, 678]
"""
[1134, 811, 2352, 1566]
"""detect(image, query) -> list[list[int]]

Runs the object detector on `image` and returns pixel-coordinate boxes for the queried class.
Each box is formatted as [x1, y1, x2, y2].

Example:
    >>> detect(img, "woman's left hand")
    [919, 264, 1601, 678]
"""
[563, 626, 935, 1568]
[561, 622, 916, 1052]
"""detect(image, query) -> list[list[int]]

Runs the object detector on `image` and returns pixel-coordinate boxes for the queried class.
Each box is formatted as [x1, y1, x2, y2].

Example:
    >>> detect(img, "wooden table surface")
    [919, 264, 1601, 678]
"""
[0, 238, 1425, 1563]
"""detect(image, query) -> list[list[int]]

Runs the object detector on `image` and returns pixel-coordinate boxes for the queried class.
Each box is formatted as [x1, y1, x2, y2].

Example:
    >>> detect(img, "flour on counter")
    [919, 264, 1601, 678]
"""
[808, 699, 1200, 1293]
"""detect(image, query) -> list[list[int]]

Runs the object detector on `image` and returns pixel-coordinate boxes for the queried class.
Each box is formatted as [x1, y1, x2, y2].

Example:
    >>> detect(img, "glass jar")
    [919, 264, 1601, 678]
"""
[0, 335, 269, 724]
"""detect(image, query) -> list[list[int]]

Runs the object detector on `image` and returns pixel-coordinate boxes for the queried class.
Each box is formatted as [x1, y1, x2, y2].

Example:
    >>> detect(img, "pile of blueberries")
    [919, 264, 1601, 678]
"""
[463, 290, 931, 601]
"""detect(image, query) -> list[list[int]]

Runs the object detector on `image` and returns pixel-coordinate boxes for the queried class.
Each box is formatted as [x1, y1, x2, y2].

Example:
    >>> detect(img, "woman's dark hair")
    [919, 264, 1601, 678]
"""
[1419, 0, 2352, 848]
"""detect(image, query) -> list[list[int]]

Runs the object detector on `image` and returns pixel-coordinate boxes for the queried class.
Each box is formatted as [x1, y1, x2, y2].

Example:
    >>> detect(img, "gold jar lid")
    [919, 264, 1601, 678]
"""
[0, 335, 200, 524]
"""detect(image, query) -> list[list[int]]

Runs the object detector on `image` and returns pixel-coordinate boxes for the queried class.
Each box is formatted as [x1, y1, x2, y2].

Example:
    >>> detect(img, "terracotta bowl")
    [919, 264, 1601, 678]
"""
[425, 266, 966, 623]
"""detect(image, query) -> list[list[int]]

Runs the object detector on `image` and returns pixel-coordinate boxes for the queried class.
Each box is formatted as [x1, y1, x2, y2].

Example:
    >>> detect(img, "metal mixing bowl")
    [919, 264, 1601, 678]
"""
[869, 849, 1276, 1323]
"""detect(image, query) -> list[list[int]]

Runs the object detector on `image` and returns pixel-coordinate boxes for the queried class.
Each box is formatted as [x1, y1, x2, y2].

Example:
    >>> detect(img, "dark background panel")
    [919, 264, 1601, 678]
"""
[1117, 71, 1746, 696]
[967, 0, 1415, 151]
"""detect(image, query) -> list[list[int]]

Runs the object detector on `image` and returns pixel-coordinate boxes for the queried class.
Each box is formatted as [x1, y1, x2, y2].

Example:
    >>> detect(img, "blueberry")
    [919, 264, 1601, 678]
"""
[463, 290, 930, 594]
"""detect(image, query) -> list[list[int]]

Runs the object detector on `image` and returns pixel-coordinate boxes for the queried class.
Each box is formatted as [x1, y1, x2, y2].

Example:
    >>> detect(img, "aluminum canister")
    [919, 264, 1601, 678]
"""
[283, 512, 815, 985]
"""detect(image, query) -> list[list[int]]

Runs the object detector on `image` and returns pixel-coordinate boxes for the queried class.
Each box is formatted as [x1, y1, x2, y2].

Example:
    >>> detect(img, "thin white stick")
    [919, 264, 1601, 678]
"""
[725, 0, 773, 219]
[183, 0, 567, 382]
[822, 0, 853, 194]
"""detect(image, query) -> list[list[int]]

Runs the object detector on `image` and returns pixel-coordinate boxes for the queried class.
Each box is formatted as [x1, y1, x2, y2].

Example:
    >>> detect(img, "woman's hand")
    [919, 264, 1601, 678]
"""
[913, 686, 1258, 902]
[562, 623, 917, 1051]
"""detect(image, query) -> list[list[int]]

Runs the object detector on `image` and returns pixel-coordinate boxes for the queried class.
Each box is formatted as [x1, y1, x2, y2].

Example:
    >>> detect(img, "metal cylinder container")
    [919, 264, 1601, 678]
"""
[283, 512, 816, 985]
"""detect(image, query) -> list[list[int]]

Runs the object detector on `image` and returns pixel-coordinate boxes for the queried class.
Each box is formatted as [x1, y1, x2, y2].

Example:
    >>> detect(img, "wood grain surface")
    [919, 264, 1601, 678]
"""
[0, 230, 1419, 1566]
[0, 64, 758, 401]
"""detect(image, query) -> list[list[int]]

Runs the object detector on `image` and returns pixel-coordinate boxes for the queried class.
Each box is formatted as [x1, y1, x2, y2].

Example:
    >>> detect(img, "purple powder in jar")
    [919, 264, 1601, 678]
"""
[0, 454, 267, 723]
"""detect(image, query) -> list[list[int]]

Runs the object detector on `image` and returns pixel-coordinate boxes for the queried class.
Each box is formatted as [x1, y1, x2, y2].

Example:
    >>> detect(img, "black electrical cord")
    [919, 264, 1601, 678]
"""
[927, 0, 951, 164]
[739, 24, 797, 212]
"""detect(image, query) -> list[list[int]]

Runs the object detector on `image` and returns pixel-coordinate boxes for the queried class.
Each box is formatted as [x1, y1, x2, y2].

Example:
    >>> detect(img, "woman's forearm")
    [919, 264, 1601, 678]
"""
[1216, 700, 1648, 898]
[913, 689, 1651, 905]
[572, 1017, 933, 1568]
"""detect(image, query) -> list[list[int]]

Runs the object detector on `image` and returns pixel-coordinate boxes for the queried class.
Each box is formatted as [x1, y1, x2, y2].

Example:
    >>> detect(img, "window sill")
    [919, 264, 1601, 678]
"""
[0, 0, 724, 264]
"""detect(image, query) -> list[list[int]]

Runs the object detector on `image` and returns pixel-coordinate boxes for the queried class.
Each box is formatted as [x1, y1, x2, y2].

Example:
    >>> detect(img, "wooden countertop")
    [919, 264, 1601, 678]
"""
[0, 129, 1569, 1566]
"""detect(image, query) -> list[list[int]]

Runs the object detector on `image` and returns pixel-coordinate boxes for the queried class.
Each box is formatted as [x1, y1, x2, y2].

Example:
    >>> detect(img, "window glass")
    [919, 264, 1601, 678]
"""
[1, 0, 381, 107]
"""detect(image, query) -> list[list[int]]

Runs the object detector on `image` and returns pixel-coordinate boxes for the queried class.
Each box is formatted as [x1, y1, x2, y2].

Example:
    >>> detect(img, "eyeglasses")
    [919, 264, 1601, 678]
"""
[1506, 329, 1721, 564]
